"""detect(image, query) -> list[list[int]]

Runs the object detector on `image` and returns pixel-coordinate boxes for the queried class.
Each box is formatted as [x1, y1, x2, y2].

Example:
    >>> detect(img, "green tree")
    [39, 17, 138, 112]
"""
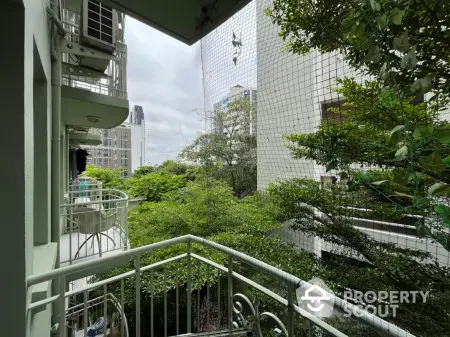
[100, 179, 319, 336]
[268, 178, 450, 336]
[266, 0, 450, 96]
[128, 172, 187, 202]
[285, 78, 450, 249]
[132, 165, 155, 178]
[180, 99, 257, 197]
[81, 164, 125, 188]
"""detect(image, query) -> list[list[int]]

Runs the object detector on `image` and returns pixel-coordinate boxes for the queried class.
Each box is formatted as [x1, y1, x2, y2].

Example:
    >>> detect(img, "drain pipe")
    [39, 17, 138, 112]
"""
[50, 17, 62, 268]
[49, 3, 65, 334]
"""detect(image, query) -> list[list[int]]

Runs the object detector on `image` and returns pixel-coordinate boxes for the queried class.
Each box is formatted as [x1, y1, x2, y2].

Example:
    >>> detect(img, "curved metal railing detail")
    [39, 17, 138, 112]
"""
[232, 293, 288, 337]
[27, 235, 416, 337]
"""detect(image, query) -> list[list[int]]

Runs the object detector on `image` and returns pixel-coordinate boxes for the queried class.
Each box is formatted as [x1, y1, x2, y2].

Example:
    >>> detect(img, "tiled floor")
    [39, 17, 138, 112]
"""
[60, 227, 129, 267]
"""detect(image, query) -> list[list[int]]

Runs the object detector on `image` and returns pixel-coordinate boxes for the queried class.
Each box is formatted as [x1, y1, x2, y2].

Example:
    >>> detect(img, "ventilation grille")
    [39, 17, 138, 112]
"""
[81, 0, 116, 52]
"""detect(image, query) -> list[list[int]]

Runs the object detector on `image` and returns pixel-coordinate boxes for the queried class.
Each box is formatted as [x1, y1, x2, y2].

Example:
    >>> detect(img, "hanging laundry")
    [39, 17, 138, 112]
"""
[76, 148, 89, 174]
[69, 148, 77, 179]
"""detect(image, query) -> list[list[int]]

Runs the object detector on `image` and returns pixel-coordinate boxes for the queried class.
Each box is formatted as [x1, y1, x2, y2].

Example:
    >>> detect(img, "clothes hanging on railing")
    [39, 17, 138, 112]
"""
[76, 148, 89, 174]
[69, 148, 77, 179]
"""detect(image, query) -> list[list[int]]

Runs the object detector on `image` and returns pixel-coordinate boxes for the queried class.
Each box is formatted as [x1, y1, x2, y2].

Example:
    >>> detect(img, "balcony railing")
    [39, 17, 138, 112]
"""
[60, 188, 128, 265]
[66, 293, 129, 337]
[28, 235, 415, 337]
[61, 8, 127, 100]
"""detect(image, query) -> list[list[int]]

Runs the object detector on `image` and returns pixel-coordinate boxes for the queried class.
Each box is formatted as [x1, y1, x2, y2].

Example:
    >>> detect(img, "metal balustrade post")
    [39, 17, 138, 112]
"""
[135, 255, 141, 337]
[151, 269, 154, 337]
[187, 241, 192, 333]
[227, 255, 233, 331]
[121, 279, 125, 337]
[58, 276, 66, 337]
[103, 284, 108, 337]
[83, 290, 88, 337]
[287, 283, 294, 337]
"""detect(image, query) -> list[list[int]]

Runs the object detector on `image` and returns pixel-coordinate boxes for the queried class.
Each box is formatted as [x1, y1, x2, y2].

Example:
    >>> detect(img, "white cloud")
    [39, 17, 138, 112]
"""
[125, 17, 204, 165]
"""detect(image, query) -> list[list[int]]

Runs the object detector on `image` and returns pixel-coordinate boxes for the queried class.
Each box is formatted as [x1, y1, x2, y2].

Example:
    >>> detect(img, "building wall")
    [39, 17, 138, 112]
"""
[85, 126, 132, 176]
[0, 0, 53, 336]
[256, 0, 448, 266]
[213, 86, 257, 136]
[256, 0, 360, 190]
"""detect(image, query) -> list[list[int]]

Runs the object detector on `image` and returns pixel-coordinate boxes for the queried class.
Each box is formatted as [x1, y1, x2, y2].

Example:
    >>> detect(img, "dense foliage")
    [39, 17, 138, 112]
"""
[180, 99, 257, 197]
[266, 0, 450, 96]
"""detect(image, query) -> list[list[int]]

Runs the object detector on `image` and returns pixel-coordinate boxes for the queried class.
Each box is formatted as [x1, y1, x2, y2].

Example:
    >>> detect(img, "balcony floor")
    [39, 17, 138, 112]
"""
[60, 227, 129, 267]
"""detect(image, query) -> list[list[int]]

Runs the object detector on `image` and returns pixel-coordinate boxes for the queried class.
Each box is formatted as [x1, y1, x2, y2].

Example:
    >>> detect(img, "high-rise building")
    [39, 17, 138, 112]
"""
[85, 125, 132, 176]
[213, 85, 257, 136]
[129, 104, 145, 125]
[85, 107, 145, 176]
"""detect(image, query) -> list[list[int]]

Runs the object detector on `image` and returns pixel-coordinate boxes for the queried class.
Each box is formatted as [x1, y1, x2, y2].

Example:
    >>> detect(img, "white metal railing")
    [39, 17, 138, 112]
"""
[66, 293, 128, 337]
[27, 235, 416, 337]
[61, 188, 128, 265]
[61, 8, 127, 100]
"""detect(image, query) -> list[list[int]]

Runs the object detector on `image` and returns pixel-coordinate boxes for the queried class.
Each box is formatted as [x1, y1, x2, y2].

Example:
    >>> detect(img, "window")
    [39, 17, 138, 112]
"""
[321, 100, 348, 124]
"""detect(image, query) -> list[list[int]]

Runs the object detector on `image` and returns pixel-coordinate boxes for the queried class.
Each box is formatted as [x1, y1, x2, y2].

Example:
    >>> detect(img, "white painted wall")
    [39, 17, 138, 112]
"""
[256, 0, 449, 266]
[0, 0, 53, 336]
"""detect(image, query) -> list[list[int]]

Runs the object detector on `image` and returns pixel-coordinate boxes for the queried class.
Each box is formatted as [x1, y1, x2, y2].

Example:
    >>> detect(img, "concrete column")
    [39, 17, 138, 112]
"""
[0, 2, 28, 337]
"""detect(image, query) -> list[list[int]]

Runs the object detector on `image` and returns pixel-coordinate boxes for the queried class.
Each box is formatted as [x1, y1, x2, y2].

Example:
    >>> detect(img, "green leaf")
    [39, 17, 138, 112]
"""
[411, 75, 433, 94]
[379, 62, 389, 80]
[428, 183, 450, 196]
[442, 156, 450, 166]
[394, 191, 414, 199]
[395, 145, 408, 159]
[419, 151, 446, 171]
[371, 180, 388, 186]
[401, 48, 418, 69]
[325, 160, 337, 172]
[413, 197, 430, 207]
[370, 0, 381, 11]
[435, 204, 450, 228]
[391, 8, 405, 25]
[339, 171, 349, 180]
[412, 125, 434, 140]
[393, 32, 410, 52]
[434, 128, 450, 144]
[377, 13, 389, 28]
[364, 46, 382, 63]
[390, 125, 405, 137]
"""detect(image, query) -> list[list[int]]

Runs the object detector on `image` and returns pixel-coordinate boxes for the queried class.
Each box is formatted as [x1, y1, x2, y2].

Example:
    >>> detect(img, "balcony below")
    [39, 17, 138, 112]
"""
[69, 128, 102, 146]
[61, 85, 129, 129]
[60, 186, 129, 266]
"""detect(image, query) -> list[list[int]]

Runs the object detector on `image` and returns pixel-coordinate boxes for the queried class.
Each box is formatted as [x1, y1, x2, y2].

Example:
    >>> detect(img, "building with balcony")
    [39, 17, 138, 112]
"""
[2, 0, 422, 337]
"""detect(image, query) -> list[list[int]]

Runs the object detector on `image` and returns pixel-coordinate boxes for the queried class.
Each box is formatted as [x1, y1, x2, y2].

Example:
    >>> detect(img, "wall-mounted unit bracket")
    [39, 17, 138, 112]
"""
[60, 39, 119, 61]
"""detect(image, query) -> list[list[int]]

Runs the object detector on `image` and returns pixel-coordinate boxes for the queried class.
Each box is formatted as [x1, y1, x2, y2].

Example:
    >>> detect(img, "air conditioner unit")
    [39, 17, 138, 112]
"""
[79, 0, 117, 71]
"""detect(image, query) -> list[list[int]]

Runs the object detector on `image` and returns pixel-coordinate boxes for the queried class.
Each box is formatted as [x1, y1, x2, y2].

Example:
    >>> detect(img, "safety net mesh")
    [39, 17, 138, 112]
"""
[195, 0, 450, 336]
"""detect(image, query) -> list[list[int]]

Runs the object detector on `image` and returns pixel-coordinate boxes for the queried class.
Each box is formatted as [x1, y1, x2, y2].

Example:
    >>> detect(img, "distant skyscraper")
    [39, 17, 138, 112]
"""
[130, 105, 145, 125]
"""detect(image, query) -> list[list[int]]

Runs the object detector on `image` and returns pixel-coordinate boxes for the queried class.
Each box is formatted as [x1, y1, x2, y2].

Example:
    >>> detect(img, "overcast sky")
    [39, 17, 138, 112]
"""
[125, 18, 205, 165]
[124, 1, 257, 165]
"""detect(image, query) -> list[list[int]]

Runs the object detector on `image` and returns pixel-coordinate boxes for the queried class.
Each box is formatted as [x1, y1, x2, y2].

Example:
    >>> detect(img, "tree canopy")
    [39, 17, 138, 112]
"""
[180, 99, 257, 197]
[266, 0, 450, 96]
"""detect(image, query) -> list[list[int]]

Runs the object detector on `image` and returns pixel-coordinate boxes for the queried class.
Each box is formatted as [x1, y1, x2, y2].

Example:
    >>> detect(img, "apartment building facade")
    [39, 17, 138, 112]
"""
[85, 125, 132, 176]
[213, 85, 257, 136]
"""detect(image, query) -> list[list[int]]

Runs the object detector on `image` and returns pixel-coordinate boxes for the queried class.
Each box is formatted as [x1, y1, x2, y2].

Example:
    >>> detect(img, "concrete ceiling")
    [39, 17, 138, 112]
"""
[99, 0, 252, 45]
